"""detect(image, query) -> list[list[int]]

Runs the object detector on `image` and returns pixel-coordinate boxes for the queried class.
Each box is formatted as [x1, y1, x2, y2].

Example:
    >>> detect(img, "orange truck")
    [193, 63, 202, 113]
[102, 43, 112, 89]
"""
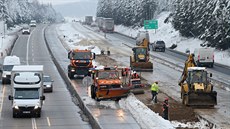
[90, 67, 130, 101]
[68, 49, 95, 79]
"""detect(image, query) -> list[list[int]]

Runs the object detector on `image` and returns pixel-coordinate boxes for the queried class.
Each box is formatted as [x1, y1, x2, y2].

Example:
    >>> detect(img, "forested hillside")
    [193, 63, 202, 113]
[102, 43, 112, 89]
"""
[0, 0, 62, 27]
[97, 0, 230, 50]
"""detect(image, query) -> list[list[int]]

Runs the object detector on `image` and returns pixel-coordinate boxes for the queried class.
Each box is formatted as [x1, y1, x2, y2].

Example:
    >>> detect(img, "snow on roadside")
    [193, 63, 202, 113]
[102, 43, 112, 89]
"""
[119, 94, 174, 129]
[115, 12, 230, 66]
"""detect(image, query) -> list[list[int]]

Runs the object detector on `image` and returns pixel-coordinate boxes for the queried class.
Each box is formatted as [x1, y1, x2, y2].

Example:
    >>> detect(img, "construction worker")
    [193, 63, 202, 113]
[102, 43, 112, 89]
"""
[162, 98, 169, 120]
[151, 81, 159, 103]
[131, 71, 139, 79]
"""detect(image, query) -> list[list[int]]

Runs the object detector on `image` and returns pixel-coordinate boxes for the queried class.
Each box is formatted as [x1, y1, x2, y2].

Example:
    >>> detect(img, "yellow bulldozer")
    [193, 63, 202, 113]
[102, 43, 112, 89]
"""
[130, 38, 153, 72]
[178, 54, 217, 106]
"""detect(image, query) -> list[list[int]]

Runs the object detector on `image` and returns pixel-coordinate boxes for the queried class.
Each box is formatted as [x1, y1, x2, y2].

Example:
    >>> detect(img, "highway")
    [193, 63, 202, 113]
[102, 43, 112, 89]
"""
[45, 24, 141, 129]
[68, 22, 230, 128]
[0, 25, 92, 129]
[0, 22, 229, 129]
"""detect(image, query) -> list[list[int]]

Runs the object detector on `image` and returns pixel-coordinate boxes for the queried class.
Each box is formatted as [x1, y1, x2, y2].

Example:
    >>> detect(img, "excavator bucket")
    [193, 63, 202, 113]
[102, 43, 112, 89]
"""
[130, 62, 153, 72]
[186, 91, 217, 106]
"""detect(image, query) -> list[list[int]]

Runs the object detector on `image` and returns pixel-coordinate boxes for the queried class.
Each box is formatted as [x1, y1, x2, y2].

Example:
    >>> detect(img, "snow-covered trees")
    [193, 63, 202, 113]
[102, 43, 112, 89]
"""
[1, 0, 61, 27]
[172, 0, 230, 50]
[97, 0, 169, 27]
[97, 0, 230, 49]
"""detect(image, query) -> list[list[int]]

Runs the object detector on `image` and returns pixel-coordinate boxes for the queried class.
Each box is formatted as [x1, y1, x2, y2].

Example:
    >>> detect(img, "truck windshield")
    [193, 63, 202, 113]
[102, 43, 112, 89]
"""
[3, 65, 14, 71]
[71, 52, 91, 59]
[98, 71, 119, 79]
[14, 88, 39, 99]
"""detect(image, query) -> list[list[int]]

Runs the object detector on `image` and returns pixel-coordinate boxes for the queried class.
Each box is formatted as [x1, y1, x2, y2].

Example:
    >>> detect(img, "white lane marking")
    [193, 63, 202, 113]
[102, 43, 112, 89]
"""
[32, 118, 38, 129]
[47, 117, 51, 127]
[26, 28, 35, 65]
[0, 86, 5, 117]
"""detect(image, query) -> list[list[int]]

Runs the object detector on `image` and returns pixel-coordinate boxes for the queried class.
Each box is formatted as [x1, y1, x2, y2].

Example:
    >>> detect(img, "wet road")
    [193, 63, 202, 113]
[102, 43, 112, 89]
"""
[45, 24, 141, 129]
[0, 25, 91, 129]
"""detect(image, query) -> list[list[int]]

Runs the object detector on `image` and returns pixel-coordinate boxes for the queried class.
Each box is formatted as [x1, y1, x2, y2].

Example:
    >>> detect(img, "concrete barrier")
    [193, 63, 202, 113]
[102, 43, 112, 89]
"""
[43, 25, 102, 129]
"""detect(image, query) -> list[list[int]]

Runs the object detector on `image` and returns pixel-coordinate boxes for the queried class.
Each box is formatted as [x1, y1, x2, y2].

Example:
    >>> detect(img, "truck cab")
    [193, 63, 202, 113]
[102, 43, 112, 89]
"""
[67, 49, 95, 79]
[90, 67, 130, 101]
[8, 65, 45, 118]
[2, 56, 20, 84]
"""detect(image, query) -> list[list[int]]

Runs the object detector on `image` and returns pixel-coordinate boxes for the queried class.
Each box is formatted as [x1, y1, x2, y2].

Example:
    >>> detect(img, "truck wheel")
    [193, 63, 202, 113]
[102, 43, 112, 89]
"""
[68, 72, 74, 79]
[91, 85, 96, 99]
[2, 79, 5, 84]
[37, 112, 41, 118]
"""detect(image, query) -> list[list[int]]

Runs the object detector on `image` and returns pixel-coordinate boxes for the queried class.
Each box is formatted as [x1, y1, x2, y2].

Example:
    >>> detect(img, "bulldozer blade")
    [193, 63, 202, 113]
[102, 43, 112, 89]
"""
[187, 91, 217, 106]
[131, 62, 153, 72]
[130, 88, 145, 95]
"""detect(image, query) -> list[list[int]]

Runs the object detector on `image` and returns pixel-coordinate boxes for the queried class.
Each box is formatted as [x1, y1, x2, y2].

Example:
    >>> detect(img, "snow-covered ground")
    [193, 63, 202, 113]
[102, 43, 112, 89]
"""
[56, 22, 214, 129]
[115, 12, 230, 66]
[0, 25, 22, 64]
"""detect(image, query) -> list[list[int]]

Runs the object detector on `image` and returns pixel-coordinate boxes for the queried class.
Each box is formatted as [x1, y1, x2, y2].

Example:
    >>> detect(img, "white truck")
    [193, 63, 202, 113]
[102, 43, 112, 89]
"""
[194, 48, 214, 67]
[30, 20, 36, 27]
[8, 65, 45, 118]
[102, 18, 114, 33]
[2, 55, 20, 84]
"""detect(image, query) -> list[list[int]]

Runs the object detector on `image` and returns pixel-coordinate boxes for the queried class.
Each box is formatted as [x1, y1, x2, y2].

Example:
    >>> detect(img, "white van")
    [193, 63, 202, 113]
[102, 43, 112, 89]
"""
[194, 48, 214, 67]
[2, 56, 20, 84]
[8, 65, 45, 118]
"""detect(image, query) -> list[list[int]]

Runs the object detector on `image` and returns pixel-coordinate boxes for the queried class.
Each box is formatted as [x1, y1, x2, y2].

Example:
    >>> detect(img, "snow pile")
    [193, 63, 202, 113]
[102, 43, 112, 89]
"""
[172, 119, 214, 129]
[119, 94, 174, 129]
[115, 12, 230, 66]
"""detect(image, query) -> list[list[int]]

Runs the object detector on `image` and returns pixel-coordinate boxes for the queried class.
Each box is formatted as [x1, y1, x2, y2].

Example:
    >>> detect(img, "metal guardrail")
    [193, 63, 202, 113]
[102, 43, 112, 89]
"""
[43, 25, 102, 129]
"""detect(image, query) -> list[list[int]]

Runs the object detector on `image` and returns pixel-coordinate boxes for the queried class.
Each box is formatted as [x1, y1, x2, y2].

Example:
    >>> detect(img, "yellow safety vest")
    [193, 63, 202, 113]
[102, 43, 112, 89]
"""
[151, 83, 159, 92]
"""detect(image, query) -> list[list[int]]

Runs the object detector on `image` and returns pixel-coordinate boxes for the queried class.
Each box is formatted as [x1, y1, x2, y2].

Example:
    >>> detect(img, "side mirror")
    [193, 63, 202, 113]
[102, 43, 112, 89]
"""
[40, 96, 45, 100]
[210, 73, 212, 77]
[8, 95, 13, 100]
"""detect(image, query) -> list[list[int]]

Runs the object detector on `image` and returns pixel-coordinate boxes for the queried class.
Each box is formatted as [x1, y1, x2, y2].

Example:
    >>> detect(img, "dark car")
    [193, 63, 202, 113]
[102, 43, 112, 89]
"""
[152, 40, 166, 52]
[43, 75, 53, 92]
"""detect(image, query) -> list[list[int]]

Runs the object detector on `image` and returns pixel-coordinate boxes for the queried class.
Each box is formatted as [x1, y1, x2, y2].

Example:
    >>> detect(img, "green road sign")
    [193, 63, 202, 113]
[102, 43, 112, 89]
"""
[144, 20, 158, 29]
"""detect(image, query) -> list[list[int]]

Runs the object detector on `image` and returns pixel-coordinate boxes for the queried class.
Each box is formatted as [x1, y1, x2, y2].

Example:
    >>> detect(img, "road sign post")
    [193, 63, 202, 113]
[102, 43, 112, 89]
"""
[144, 20, 158, 30]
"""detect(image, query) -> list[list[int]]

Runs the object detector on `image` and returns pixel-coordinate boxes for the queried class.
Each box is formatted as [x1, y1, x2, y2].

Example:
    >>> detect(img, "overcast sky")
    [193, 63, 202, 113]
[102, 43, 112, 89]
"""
[38, 0, 94, 5]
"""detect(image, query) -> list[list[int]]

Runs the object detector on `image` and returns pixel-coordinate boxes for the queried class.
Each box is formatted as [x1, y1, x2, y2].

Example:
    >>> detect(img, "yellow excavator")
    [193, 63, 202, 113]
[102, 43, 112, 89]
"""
[130, 38, 153, 72]
[179, 54, 217, 106]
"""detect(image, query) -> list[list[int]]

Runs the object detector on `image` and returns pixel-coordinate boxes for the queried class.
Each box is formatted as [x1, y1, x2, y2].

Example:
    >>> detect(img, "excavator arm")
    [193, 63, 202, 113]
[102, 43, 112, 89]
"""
[179, 54, 196, 86]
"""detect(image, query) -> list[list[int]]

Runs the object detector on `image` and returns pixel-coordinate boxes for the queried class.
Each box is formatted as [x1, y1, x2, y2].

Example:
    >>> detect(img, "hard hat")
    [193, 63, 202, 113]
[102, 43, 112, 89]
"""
[165, 98, 169, 101]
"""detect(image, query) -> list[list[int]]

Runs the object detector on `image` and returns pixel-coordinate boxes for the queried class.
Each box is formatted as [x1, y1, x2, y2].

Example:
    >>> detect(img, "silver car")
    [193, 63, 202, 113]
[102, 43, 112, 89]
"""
[43, 75, 53, 92]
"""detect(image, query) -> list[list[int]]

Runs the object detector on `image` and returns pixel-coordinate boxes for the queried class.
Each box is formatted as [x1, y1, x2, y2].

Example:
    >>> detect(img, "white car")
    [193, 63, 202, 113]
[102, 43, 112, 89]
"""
[22, 27, 30, 34]
[43, 75, 53, 92]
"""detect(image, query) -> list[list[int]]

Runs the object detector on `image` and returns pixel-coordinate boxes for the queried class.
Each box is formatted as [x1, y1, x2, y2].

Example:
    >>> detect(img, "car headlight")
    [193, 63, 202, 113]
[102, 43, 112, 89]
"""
[14, 105, 19, 110]
[46, 85, 51, 88]
[34, 105, 39, 109]
[71, 69, 75, 72]
[2, 73, 6, 78]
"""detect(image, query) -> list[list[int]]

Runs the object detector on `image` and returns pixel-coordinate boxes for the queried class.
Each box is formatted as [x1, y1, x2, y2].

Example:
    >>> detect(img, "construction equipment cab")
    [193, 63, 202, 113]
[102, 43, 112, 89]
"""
[130, 38, 153, 72]
[2, 55, 20, 84]
[179, 54, 217, 106]
[68, 49, 95, 79]
[8, 65, 45, 118]
[90, 67, 130, 101]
